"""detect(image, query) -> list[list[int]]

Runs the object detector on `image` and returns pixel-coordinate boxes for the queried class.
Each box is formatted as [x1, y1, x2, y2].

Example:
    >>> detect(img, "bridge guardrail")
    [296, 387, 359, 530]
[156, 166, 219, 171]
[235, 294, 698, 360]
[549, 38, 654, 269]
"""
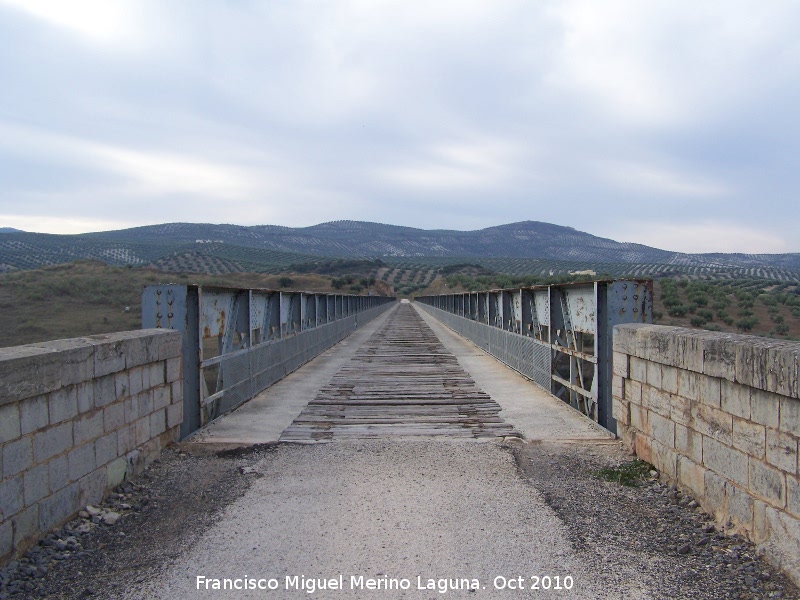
[415, 280, 652, 432]
[143, 285, 395, 438]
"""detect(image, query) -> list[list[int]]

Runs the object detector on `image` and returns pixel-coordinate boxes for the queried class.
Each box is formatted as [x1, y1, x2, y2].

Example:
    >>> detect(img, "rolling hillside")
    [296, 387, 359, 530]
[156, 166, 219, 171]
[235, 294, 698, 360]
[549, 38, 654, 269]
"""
[1, 220, 799, 280]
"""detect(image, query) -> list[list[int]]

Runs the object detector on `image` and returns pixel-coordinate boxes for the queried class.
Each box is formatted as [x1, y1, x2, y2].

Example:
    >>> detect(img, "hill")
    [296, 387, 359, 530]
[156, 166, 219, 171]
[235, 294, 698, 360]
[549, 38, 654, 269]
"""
[1, 220, 798, 281]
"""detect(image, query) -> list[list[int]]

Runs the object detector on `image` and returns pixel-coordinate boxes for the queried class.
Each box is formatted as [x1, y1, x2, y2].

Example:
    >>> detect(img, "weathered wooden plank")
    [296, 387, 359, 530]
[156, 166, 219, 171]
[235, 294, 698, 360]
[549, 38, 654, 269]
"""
[279, 304, 519, 442]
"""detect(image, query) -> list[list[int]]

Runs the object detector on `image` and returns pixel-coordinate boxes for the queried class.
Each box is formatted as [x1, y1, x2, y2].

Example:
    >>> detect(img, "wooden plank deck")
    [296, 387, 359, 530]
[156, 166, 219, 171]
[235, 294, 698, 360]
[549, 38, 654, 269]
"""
[280, 303, 519, 441]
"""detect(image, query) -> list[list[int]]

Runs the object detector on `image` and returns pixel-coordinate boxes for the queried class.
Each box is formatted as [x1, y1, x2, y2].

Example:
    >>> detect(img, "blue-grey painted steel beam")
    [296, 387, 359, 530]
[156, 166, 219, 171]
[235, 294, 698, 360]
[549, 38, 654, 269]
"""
[143, 284, 395, 439]
[415, 279, 652, 432]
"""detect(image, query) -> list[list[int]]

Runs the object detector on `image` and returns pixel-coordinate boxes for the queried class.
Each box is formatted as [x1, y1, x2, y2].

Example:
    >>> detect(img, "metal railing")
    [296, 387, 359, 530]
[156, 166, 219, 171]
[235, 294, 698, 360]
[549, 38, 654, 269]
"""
[415, 280, 652, 432]
[143, 285, 395, 438]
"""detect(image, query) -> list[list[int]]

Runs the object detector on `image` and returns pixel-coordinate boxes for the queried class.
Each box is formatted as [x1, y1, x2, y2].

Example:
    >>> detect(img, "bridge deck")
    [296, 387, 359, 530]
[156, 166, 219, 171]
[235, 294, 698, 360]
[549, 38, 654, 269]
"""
[280, 304, 518, 441]
[189, 302, 610, 445]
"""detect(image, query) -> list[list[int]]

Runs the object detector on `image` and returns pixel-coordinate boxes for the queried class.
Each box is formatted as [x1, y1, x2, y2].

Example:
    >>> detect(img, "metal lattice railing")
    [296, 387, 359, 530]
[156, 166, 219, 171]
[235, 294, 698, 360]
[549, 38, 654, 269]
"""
[415, 280, 652, 432]
[142, 285, 395, 438]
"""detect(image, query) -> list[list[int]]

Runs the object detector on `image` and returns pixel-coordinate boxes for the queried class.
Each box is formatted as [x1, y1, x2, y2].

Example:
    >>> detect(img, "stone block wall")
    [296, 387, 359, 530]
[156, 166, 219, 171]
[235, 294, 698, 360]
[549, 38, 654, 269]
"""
[0, 329, 183, 562]
[613, 324, 800, 583]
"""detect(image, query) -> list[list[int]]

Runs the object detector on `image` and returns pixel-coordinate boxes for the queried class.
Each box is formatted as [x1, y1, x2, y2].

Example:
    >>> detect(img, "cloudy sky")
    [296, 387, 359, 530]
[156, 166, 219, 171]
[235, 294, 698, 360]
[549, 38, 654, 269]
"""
[1, 1, 798, 253]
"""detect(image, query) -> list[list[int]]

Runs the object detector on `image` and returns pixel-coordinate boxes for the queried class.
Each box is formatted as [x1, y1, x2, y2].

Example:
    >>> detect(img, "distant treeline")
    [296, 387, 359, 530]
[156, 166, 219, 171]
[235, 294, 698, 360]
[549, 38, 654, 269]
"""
[283, 259, 385, 275]
[444, 272, 612, 291]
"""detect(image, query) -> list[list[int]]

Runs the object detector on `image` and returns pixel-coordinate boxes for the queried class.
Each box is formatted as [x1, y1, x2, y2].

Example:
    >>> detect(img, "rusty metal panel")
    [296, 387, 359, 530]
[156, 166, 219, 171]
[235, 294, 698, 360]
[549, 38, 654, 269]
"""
[563, 284, 596, 333]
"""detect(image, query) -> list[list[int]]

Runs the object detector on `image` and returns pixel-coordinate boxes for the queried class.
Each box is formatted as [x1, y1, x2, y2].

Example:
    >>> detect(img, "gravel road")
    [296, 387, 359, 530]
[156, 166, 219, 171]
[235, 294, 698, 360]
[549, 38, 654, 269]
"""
[14, 439, 798, 600]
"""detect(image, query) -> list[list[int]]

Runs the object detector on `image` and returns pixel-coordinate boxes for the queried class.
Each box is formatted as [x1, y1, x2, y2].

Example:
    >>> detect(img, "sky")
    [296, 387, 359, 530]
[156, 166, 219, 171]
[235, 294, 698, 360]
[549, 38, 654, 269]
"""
[0, 1, 798, 254]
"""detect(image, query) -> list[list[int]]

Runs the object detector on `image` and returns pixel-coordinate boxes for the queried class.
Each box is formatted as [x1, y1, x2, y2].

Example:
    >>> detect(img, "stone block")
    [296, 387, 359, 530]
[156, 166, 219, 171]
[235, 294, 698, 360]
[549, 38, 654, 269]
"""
[91, 337, 127, 377]
[735, 338, 772, 392]
[33, 422, 73, 463]
[721, 380, 751, 420]
[731, 417, 765, 460]
[166, 401, 183, 430]
[612, 397, 630, 426]
[0, 403, 20, 444]
[48, 455, 69, 491]
[73, 410, 104, 445]
[68, 442, 96, 482]
[134, 416, 151, 447]
[0, 474, 24, 520]
[750, 389, 781, 429]
[726, 482, 754, 528]
[95, 432, 118, 467]
[48, 387, 78, 424]
[766, 428, 798, 475]
[765, 345, 797, 398]
[612, 375, 624, 399]
[0, 519, 12, 559]
[669, 394, 692, 427]
[23, 462, 49, 505]
[107, 457, 127, 488]
[753, 499, 769, 543]
[166, 357, 182, 383]
[12, 504, 39, 547]
[646, 362, 662, 388]
[20, 395, 49, 436]
[643, 385, 671, 418]
[702, 335, 736, 381]
[158, 332, 182, 361]
[153, 385, 171, 411]
[749, 458, 786, 507]
[0, 346, 61, 405]
[124, 396, 140, 423]
[129, 366, 145, 395]
[613, 325, 638, 355]
[661, 365, 678, 394]
[704, 436, 748, 487]
[171, 381, 183, 405]
[76, 381, 94, 414]
[117, 425, 134, 456]
[31, 338, 95, 387]
[763, 508, 800, 585]
[651, 439, 678, 478]
[630, 404, 649, 434]
[103, 403, 125, 433]
[678, 455, 706, 498]
[678, 370, 700, 402]
[3, 436, 32, 478]
[788, 474, 800, 518]
[699, 375, 721, 408]
[629, 357, 647, 383]
[675, 332, 704, 373]
[114, 371, 130, 400]
[691, 404, 733, 445]
[141, 364, 151, 390]
[77, 469, 105, 508]
[645, 327, 678, 366]
[149, 363, 165, 388]
[624, 379, 642, 405]
[93, 375, 116, 409]
[137, 391, 154, 417]
[649, 411, 675, 448]
[150, 409, 166, 437]
[118, 333, 152, 369]
[634, 433, 653, 464]
[781, 396, 800, 437]
[675, 424, 703, 464]
[705, 470, 727, 515]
